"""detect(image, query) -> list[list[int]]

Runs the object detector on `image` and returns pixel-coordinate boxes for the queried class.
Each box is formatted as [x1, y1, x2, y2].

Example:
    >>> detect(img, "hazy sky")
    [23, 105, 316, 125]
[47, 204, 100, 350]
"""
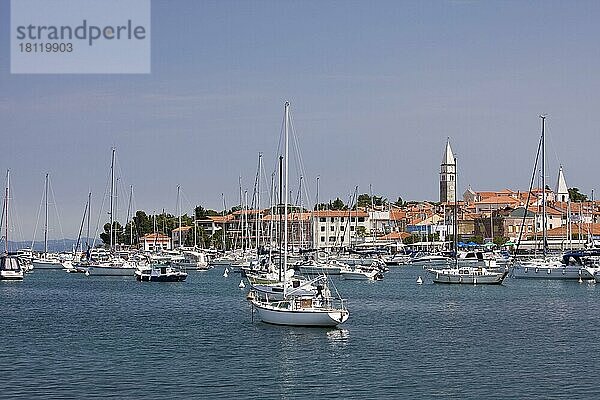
[1, 0, 600, 239]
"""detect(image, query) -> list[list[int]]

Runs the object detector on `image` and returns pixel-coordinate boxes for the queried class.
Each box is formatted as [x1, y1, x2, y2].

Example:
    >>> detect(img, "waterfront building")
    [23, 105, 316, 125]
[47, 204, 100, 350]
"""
[141, 233, 172, 252]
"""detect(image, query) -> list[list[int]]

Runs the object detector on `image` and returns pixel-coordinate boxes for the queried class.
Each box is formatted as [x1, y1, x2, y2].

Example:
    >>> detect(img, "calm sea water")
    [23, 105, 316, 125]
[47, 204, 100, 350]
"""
[1, 266, 600, 399]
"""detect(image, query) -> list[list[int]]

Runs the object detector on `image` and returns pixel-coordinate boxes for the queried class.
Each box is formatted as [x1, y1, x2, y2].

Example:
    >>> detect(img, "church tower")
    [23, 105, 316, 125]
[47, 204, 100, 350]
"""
[440, 138, 456, 203]
[555, 165, 569, 203]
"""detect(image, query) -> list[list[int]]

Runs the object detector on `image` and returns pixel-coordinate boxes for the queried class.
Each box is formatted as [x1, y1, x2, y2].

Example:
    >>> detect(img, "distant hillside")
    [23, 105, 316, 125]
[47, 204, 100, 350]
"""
[5, 238, 96, 253]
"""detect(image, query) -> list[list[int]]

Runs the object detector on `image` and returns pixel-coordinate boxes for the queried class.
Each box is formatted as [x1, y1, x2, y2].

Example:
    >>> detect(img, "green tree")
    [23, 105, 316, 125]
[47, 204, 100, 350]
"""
[394, 197, 404, 207]
[195, 205, 219, 220]
[568, 188, 588, 202]
[355, 226, 367, 237]
[469, 235, 484, 244]
[330, 198, 347, 211]
[100, 221, 124, 245]
[493, 236, 508, 246]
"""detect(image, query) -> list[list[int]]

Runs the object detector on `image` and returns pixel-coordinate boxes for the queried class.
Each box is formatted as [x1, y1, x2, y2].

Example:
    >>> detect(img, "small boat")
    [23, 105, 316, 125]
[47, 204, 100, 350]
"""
[340, 266, 384, 280]
[84, 258, 137, 276]
[296, 259, 343, 275]
[1, 254, 24, 281]
[1, 171, 24, 281]
[409, 253, 452, 267]
[250, 291, 349, 327]
[427, 266, 508, 284]
[249, 102, 349, 327]
[135, 264, 187, 282]
[172, 250, 211, 270]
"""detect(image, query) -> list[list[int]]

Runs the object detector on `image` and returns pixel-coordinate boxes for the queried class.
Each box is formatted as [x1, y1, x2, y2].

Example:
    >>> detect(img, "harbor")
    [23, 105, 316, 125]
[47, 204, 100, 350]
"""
[3, 0, 600, 398]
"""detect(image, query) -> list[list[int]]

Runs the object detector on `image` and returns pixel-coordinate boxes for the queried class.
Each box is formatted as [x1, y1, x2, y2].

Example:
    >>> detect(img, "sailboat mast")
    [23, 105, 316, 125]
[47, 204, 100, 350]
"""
[87, 191, 91, 250]
[109, 147, 115, 251]
[540, 115, 547, 257]
[221, 193, 226, 250]
[454, 156, 458, 268]
[278, 156, 283, 282]
[4, 170, 9, 254]
[44, 173, 49, 255]
[256, 153, 262, 252]
[127, 185, 133, 246]
[177, 185, 181, 248]
[283, 101, 290, 290]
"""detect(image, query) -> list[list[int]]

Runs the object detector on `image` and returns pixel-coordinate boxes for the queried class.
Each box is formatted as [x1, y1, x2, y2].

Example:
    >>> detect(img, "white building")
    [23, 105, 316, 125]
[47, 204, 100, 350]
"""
[312, 210, 370, 249]
[141, 233, 172, 252]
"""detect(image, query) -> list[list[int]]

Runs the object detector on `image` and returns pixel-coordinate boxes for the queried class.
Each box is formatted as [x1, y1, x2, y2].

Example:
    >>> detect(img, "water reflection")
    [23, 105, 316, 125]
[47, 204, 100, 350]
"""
[327, 328, 349, 345]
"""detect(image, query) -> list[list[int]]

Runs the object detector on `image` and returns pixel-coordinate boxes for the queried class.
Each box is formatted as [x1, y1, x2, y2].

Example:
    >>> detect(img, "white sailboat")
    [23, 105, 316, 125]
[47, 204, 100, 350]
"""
[249, 102, 349, 327]
[32, 173, 64, 270]
[1, 170, 24, 281]
[512, 116, 586, 280]
[83, 148, 136, 277]
[426, 141, 508, 285]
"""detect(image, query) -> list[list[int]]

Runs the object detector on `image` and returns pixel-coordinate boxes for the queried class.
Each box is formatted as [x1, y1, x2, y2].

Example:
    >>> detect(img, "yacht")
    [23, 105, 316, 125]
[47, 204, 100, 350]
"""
[135, 263, 187, 282]
[0, 254, 24, 281]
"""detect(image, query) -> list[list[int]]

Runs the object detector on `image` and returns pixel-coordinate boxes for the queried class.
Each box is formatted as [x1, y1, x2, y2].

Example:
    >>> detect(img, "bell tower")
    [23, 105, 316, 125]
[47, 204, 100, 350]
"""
[440, 138, 456, 203]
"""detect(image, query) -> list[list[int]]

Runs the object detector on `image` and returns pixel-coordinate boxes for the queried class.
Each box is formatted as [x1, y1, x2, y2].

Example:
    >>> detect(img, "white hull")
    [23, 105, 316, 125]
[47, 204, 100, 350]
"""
[251, 299, 349, 327]
[427, 267, 507, 284]
[0, 270, 24, 280]
[340, 269, 381, 280]
[297, 265, 342, 275]
[411, 257, 452, 267]
[512, 264, 587, 280]
[85, 265, 136, 276]
[32, 259, 64, 270]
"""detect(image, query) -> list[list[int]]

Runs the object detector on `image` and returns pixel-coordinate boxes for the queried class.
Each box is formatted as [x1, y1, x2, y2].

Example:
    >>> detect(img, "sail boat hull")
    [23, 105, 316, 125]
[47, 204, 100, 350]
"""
[251, 299, 349, 327]
[512, 262, 587, 280]
[427, 267, 508, 284]
[32, 259, 64, 270]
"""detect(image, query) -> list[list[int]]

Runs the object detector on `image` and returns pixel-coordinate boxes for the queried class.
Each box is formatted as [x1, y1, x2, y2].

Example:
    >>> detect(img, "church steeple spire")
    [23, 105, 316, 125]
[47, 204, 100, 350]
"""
[555, 165, 569, 203]
[440, 138, 456, 203]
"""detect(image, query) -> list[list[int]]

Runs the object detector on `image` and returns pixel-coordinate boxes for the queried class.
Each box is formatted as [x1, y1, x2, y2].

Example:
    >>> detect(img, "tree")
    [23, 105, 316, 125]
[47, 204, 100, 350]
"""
[568, 188, 588, 202]
[195, 205, 218, 220]
[394, 197, 404, 207]
[493, 236, 508, 246]
[357, 193, 388, 208]
[330, 198, 347, 211]
[100, 221, 124, 245]
[469, 235, 484, 244]
[357, 194, 372, 208]
[355, 226, 367, 237]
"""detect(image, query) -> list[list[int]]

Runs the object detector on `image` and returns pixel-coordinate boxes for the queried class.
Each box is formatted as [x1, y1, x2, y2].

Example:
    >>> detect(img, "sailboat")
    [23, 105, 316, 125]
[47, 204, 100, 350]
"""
[81, 148, 136, 276]
[1, 170, 25, 281]
[425, 142, 508, 285]
[31, 173, 64, 270]
[249, 102, 349, 327]
[512, 116, 589, 280]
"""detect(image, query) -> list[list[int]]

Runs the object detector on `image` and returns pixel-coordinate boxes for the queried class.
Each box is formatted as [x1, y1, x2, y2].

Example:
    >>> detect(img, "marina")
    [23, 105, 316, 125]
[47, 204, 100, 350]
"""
[3, 1, 600, 398]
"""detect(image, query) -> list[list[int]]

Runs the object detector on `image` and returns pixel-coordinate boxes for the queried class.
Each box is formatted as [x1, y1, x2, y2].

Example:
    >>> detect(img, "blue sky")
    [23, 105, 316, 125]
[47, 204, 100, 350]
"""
[1, 0, 600, 239]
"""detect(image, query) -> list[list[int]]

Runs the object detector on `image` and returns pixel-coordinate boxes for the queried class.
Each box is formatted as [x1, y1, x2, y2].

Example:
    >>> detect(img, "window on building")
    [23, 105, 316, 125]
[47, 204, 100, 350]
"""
[329, 236, 336, 242]
[340, 226, 345, 231]
[331, 217, 335, 223]
[350, 226, 355, 231]
[341, 217, 344, 222]
[320, 236, 325, 242]
[320, 226, 325, 232]
[358, 217, 365, 222]
[351, 217, 355, 222]
[319, 217, 326, 222]
[330, 226, 335, 231]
